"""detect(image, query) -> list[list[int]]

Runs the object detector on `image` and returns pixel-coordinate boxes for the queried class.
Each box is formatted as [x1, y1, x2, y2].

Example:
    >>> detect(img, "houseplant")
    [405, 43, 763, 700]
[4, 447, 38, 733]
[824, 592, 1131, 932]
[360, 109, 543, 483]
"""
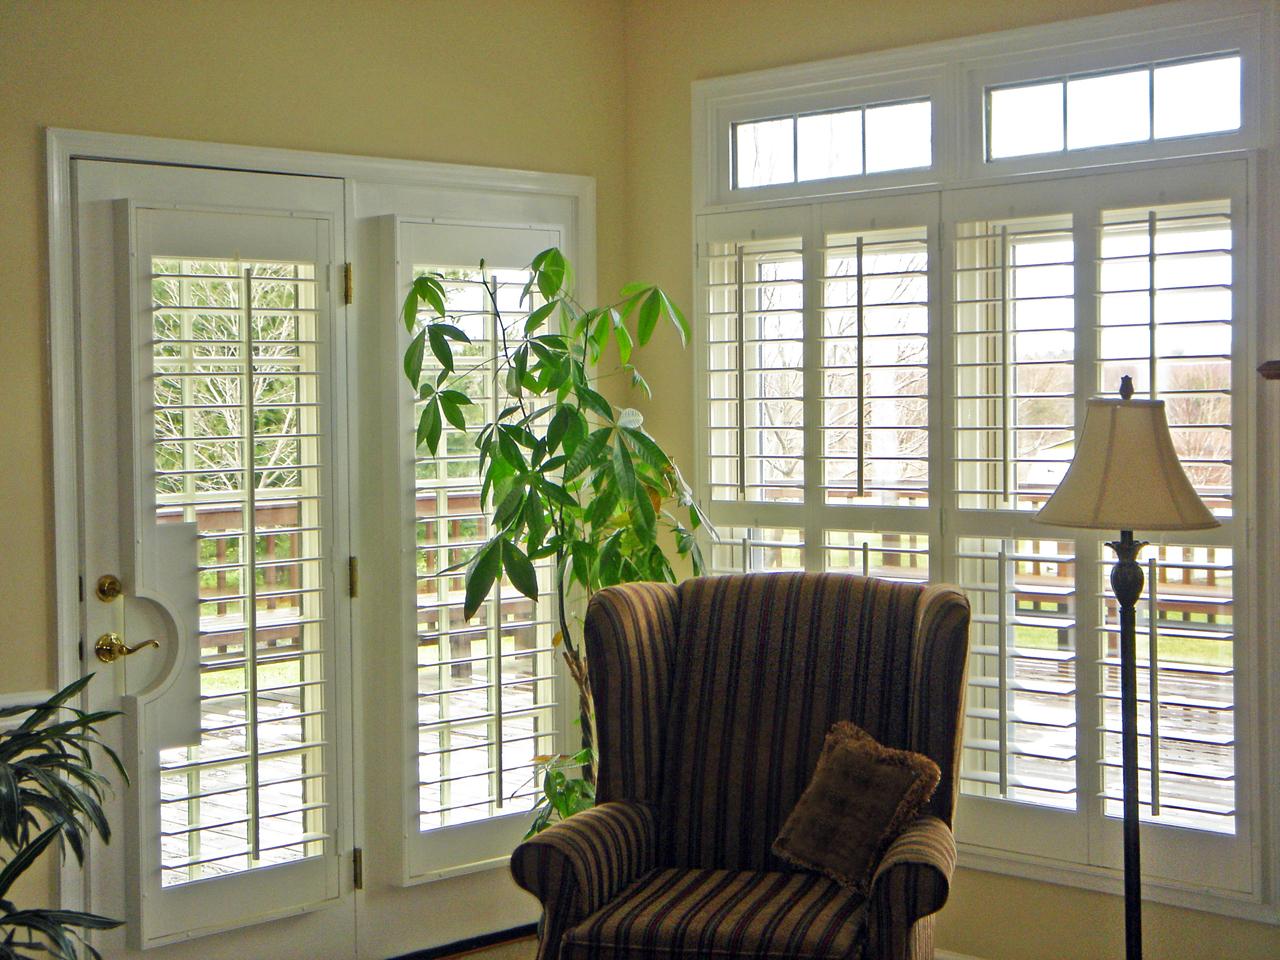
[1, 677, 124, 959]
[399, 248, 708, 833]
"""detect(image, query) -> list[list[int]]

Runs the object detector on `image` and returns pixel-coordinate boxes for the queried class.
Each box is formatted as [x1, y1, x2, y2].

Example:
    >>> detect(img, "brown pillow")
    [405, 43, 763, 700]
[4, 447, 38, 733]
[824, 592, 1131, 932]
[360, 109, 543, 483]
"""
[772, 721, 940, 894]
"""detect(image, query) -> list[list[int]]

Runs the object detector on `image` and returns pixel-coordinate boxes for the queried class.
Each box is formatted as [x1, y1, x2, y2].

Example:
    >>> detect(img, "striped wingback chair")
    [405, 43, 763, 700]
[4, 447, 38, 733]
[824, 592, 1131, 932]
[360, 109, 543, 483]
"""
[511, 572, 970, 960]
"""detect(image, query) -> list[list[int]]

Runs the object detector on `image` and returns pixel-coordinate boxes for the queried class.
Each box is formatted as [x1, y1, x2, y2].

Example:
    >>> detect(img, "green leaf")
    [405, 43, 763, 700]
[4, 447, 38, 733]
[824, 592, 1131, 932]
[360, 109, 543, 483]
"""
[0, 825, 58, 900]
[438, 395, 467, 431]
[403, 330, 426, 385]
[564, 427, 611, 480]
[463, 539, 503, 620]
[612, 440, 636, 501]
[634, 483, 656, 541]
[524, 495, 548, 553]
[427, 326, 454, 373]
[637, 291, 661, 345]
[414, 275, 448, 317]
[618, 281, 651, 298]
[545, 406, 572, 454]
[658, 289, 690, 346]
[497, 427, 528, 469]
[532, 248, 567, 301]
[577, 386, 613, 421]
[502, 541, 540, 602]
[524, 299, 559, 335]
[433, 322, 471, 344]
[494, 485, 526, 529]
[437, 389, 472, 407]
[613, 318, 633, 365]
[622, 428, 671, 472]
[629, 366, 651, 399]
[417, 401, 442, 452]
[401, 289, 418, 331]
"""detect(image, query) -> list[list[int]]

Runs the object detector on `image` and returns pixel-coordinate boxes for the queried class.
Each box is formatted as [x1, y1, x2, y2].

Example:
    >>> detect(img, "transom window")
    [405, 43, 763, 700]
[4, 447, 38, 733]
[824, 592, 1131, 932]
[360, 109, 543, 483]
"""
[987, 54, 1241, 160]
[733, 97, 932, 189]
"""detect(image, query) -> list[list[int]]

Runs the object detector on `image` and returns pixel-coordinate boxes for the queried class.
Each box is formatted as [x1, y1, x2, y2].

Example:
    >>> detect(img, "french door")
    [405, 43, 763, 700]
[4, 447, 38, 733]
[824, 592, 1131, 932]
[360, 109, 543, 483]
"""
[73, 159, 356, 957]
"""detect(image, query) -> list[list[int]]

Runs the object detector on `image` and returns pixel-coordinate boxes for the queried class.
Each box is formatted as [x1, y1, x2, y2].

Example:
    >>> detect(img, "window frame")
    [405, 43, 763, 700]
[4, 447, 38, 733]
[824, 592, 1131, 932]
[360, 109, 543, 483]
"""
[692, 0, 1279, 925]
[383, 215, 581, 885]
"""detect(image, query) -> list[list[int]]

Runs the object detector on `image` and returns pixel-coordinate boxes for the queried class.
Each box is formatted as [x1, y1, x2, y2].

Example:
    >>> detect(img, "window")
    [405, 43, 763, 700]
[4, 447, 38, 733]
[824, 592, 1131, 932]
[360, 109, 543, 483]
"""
[696, 162, 1252, 900]
[733, 97, 932, 189]
[410, 265, 558, 832]
[987, 55, 1242, 160]
[694, 3, 1272, 913]
[152, 258, 331, 887]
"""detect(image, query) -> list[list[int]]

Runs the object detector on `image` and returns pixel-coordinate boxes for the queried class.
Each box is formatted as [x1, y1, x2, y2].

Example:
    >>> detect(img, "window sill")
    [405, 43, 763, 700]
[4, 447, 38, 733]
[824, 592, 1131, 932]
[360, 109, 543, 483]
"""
[956, 841, 1279, 925]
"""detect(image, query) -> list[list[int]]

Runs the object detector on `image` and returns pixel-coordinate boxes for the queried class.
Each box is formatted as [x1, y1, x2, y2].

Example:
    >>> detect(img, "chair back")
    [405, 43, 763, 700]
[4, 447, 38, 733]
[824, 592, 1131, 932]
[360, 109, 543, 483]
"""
[653, 573, 967, 872]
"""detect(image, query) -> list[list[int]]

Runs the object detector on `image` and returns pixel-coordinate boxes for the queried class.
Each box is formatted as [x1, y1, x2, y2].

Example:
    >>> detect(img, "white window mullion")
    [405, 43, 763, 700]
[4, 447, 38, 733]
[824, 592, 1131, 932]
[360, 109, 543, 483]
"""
[1069, 195, 1105, 865]
[801, 204, 825, 571]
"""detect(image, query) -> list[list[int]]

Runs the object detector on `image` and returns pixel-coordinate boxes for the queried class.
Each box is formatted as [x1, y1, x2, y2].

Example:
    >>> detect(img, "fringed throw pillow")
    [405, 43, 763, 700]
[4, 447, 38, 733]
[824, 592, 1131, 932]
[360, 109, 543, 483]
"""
[772, 721, 940, 894]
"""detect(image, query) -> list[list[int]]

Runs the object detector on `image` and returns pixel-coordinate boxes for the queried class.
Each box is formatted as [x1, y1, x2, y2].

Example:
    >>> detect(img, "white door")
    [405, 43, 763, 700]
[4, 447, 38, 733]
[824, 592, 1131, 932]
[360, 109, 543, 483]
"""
[73, 159, 356, 957]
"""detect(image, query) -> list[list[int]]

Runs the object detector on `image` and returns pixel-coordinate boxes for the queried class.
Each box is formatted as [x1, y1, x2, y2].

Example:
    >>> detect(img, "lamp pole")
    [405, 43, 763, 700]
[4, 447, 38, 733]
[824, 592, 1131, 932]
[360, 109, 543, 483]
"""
[1107, 528, 1146, 960]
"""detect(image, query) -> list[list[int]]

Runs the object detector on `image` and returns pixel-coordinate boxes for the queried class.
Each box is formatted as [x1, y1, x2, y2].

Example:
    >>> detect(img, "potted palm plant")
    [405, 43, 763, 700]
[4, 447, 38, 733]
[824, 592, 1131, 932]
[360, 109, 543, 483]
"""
[1, 677, 124, 959]
[399, 248, 708, 833]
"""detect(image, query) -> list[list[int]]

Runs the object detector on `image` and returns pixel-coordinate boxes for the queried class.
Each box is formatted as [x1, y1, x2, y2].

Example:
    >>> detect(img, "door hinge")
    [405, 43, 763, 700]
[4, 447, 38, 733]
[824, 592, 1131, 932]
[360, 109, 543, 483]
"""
[348, 556, 359, 598]
[352, 847, 364, 890]
[343, 262, 353, 305]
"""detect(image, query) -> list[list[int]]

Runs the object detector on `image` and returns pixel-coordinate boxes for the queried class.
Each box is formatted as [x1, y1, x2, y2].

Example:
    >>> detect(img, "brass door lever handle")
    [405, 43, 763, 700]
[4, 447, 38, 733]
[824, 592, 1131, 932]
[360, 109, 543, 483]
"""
[94, 633, 160, 663]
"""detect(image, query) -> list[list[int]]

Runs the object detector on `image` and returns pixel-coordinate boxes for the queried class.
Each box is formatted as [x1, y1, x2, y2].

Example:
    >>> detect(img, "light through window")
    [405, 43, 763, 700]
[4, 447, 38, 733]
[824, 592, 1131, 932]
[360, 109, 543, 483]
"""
[988, 55, 1241, 160]
[734, 98, 932, 189]
[153, 258, 330, 886]
[411, 266, 558, 831]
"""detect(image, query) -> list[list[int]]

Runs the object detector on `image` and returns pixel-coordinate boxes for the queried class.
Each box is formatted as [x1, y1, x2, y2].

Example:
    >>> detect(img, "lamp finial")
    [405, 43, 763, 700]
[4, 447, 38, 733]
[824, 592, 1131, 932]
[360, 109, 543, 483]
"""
[1119, 375, 1135, 400]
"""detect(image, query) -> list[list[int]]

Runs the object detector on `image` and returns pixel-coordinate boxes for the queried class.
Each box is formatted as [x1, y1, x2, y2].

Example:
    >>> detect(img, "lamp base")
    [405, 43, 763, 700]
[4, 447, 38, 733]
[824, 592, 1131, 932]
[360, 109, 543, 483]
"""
[1106, 530, 1148, 960]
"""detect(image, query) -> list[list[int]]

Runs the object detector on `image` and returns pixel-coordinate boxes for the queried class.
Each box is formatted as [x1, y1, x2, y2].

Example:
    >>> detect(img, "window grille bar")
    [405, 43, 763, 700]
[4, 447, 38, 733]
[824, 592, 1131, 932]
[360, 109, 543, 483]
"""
[1147, 211, 1159, 398]
[162, 832, 328, 872]
[241, 268, 263, 861]
[1148, 556, 1161, 816]
[997, 546, 1009, 795]
[998, 226, 1012, 503]
[856, 234, 866, 498]
[736, 245, 747, 497]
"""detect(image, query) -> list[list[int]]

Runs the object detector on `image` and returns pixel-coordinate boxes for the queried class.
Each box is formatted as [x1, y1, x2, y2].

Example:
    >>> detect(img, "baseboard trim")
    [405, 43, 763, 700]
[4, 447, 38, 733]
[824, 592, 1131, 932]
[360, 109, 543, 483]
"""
[384, 925, 982, 960]
[387, 924, 538, 960]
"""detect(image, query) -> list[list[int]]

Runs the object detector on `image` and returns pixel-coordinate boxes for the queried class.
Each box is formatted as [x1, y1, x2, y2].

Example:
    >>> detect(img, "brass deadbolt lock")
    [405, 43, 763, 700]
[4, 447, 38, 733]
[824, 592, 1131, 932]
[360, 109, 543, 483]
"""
[95, 574, 123, 603]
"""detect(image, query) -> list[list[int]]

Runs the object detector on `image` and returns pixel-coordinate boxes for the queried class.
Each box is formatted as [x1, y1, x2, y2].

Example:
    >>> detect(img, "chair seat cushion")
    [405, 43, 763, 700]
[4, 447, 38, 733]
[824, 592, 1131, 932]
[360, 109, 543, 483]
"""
[561, 867, 867, 959]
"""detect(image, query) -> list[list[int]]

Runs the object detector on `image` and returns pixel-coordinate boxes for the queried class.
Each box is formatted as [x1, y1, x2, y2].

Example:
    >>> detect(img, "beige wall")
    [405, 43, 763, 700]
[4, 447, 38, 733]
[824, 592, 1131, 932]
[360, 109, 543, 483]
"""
[3, 0, 1278, 956]
[0, 0, 629, 692]
[620, 2, 1280, 959]
[0, 0, 628, 912]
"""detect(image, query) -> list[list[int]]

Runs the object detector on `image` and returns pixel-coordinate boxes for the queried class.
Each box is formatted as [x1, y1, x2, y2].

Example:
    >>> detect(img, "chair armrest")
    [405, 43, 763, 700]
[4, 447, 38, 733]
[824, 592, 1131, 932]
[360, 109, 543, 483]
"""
[865, 816, 957, 960]
[511, 799, 658, 952]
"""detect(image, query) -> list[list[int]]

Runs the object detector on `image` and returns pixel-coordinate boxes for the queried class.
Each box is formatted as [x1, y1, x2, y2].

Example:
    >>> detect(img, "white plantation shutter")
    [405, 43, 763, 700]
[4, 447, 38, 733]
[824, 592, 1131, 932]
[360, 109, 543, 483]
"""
[152, 259, 334, 887]
[1095, 199, 1238, 835]
[704, 235, 806, 503]
[394, 219, 567, 880]
[696, 161, 1252, 891]
[821, 226, 930, 507]
[412, 266, 558, 832]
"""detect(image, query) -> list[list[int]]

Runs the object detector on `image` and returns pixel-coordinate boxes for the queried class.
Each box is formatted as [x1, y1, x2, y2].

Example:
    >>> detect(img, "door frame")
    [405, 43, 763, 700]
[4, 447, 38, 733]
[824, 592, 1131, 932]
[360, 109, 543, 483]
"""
[46, 128, 597, 924]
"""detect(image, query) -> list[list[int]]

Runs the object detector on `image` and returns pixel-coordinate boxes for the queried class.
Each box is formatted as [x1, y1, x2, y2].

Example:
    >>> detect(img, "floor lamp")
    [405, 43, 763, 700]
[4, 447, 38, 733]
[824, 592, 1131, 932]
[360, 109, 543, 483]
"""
[1034, 375, 1218, 960]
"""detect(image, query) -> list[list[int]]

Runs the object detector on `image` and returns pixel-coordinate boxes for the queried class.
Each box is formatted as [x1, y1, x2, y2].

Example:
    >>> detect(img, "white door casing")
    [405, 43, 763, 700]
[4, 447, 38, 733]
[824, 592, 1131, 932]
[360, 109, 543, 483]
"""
[73, 158, 356, 956]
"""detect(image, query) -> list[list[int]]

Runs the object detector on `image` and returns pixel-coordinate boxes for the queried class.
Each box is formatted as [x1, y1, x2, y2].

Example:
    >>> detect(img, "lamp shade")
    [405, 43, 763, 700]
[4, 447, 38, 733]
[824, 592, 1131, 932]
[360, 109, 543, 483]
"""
[1035, 397, 1219, 532]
